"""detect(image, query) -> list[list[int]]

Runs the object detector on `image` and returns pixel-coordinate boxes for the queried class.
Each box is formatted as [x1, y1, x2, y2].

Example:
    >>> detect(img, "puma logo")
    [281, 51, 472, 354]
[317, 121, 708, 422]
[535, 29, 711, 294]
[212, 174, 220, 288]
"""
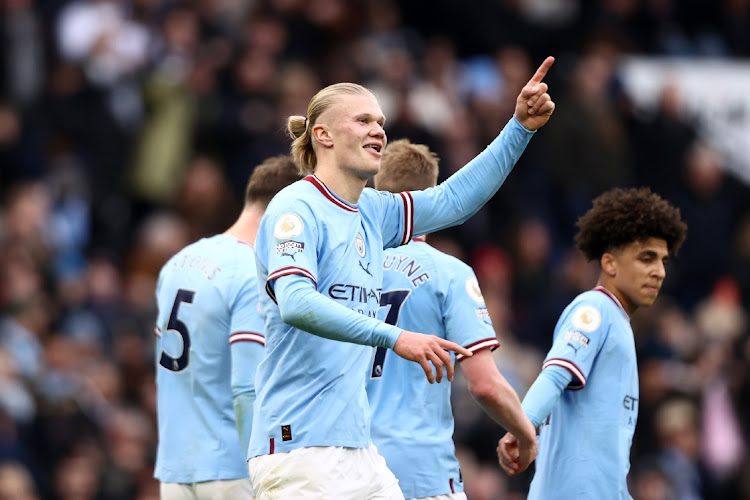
[359, 261, 372, 276]
[567, 342, 580, 355]
[281, 252, 296, 261]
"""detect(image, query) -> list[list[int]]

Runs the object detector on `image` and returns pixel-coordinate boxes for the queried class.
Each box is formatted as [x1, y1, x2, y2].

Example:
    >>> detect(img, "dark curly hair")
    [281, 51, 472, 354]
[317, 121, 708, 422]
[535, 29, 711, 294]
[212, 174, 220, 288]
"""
[575, 187, 687, 261]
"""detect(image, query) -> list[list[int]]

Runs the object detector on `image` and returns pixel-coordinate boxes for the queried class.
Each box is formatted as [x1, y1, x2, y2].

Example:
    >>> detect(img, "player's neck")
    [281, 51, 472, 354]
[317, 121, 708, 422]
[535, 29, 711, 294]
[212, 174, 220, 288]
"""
[224, 205, 263, 244]
[595, 278, 635, 316]
[314, 165, 366, 204]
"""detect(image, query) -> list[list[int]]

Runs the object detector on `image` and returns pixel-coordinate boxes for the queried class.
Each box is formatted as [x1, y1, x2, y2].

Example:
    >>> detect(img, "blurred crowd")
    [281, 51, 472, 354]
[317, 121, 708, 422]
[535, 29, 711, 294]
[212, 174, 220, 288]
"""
[1, 0, 750, 498]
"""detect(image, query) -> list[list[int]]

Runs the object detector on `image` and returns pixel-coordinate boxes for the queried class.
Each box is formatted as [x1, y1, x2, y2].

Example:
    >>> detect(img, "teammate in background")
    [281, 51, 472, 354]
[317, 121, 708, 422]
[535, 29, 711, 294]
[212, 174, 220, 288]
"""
[153, 155, 301, 500]
[366, 139, 538, 499]
[248, 57, 555, 499]
[498, 187, 688, 499]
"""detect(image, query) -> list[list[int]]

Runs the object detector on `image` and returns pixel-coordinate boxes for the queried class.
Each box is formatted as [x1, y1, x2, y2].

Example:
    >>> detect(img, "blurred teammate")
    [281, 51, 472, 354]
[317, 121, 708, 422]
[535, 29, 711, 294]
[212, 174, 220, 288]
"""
[154, 155, 301, 500]
[498, 187, 688, 499]
[248, 57, 555, 499]
[366, 139, 538, 499]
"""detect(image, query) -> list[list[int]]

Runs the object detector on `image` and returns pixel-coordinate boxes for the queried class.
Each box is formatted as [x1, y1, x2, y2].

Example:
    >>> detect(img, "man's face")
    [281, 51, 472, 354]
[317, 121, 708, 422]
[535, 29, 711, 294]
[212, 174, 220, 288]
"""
[608, 237, 670, 314]
[321, 93, 387, 180]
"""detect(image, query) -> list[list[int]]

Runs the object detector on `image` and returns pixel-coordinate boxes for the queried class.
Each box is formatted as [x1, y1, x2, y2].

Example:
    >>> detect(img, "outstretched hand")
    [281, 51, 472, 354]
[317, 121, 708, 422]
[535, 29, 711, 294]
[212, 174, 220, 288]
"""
[393, 330, 472, 383]
[514, 56, 556, 131]
[497, 431, 538, 476]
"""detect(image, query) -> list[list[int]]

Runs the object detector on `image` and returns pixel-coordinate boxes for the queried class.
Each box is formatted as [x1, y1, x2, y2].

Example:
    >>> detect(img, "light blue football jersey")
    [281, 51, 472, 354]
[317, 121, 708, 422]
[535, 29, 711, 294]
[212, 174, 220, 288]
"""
[366, 239, 499, 498]
[154, 235, 265, 483]
[249, 117, 534, 459]
[249, 176, 412, 457]
[529, 286, 638, 500]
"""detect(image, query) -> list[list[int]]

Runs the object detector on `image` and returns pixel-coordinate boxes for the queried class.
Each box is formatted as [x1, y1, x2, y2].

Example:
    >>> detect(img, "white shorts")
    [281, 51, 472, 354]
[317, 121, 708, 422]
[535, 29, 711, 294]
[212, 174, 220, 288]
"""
[160, 478, 254, 500]
[248, 444, 404, 499]
[412, 494, 468, 500]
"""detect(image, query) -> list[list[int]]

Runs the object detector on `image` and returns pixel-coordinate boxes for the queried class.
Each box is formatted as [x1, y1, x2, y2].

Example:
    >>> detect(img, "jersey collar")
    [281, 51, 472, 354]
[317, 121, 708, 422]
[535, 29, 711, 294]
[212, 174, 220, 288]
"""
[593, 285, 630, 319]
[303, 175, 358, 213]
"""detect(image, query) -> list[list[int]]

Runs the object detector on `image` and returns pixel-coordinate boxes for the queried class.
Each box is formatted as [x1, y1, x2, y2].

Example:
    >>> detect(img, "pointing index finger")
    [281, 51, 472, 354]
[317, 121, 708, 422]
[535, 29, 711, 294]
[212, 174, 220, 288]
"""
[527, 56, 555, 85]
[439, 339, 472, 358]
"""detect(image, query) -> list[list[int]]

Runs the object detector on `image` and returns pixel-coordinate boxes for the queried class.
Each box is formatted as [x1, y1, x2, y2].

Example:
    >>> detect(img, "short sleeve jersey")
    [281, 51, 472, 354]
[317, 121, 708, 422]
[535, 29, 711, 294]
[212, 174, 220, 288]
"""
[249, 175, 413, 458]
[366, 240, 499, 498]
[529, 286, 638, 500]
[154, 235, 265, 483]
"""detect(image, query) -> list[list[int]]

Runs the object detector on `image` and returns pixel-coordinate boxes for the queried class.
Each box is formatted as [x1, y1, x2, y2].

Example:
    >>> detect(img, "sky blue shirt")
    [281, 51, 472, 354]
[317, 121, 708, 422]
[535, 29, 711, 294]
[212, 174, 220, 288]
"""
[528, 286, 638, 500]
[154, 235, 265, 483]
[367, 240, 498, 498]
[249, 116, 533, 459]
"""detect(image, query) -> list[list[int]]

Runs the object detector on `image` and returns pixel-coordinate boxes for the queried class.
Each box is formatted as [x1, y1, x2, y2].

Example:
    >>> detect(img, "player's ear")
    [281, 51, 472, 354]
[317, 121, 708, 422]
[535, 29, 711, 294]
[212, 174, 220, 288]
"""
[601, 252, 617, 277]
[312, 124, 333, 148]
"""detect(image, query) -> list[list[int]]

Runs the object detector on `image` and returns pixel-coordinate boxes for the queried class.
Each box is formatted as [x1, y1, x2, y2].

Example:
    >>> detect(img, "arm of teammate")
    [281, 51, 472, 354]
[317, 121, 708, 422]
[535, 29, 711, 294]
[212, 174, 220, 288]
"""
[275, 273, 472, 383]
[409, 57, 555, 237]
[461, 349, 538, 474]
[497, 364, 572, 475]
[231, 339, 265, 455]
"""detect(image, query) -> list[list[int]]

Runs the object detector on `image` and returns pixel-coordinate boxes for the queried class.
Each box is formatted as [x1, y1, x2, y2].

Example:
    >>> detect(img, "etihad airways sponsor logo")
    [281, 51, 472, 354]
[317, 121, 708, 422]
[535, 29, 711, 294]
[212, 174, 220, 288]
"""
[328, 284, 382, 304]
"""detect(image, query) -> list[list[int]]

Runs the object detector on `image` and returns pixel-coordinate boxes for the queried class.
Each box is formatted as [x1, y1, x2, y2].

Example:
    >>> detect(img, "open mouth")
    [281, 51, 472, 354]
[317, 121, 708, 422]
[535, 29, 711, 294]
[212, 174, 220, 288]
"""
[364, 144, 382, 153]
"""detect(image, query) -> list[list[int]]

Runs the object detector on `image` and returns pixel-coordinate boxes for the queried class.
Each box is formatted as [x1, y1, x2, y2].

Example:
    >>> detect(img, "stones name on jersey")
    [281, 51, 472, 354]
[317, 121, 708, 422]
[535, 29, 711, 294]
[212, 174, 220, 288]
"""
[170, 253, 221, 280]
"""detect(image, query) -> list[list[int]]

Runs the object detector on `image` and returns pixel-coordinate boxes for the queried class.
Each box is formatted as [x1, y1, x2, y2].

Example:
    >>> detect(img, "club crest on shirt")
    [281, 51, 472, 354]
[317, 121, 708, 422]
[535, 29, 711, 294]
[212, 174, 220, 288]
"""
[274, 213, 304, 239]
[571, 305, 601, 332]
[465, 277, 485, 304]
[355, 233, 366, 257]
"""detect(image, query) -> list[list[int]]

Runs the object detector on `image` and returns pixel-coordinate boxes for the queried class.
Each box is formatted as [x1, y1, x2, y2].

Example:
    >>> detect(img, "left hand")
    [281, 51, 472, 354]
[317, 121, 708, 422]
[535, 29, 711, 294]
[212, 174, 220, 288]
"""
[497, 431, 532, 476]
[514, 56, 556, 131]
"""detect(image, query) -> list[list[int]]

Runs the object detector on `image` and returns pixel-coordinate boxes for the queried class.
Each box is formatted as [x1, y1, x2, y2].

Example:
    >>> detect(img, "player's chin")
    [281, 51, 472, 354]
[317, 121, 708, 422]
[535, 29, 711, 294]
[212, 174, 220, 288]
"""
[640, 289, 660, 306]
[356, 161, 380, 180]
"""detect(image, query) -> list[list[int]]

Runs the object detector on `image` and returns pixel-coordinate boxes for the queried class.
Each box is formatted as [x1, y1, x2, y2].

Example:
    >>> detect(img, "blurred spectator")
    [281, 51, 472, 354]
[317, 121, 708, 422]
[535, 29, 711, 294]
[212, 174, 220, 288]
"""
[0, 1, 749, 497]
[668, 142, 742, 308]
[653, 398, 703, 500]
[629, 457, 676, 500]
[732, 212, 750, 311]
[631, 82, 697, 199]
[543, 38, 634, 229]
[0, 460, 40, 500]
[0, 0, 46, 111]
[172, 155, 238, 241]
[128, 6, 199, 207]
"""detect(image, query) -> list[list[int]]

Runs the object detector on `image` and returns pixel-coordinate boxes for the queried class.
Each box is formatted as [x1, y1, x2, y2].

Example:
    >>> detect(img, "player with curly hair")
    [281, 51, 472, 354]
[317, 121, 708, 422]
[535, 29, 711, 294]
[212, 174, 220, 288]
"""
[498, 187, 687, 499]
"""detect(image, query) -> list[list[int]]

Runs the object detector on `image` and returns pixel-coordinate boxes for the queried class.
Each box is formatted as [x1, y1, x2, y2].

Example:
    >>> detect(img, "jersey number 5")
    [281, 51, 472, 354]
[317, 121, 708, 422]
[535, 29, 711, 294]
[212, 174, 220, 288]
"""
[371, 289, 411, 378]
[159, 288, 195, 372]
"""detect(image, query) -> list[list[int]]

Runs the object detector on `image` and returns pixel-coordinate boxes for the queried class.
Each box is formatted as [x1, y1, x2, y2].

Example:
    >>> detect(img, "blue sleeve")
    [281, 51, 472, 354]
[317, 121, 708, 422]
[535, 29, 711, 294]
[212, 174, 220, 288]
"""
[228, 267, 265, 340]
[410, 117, 533, 236]
[231, 340, 264, 454]
[228, 269, 266, 453]
[361, 189, 412, 249]
[544, 300, 609, 389]
[443, 265, 498, 358]
[276, 273, 403, 348]
[521, 364, 573, 428]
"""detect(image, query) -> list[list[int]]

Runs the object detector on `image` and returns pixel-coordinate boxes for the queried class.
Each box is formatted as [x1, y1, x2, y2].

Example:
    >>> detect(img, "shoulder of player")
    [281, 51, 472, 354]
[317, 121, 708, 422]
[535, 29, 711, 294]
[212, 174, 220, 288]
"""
[266, 182, 314, 212]
[432, 246, 471, 270]
[262, 194, 319, 236]
[560, 290, 618, 330]
[359, 186, 406, 210]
